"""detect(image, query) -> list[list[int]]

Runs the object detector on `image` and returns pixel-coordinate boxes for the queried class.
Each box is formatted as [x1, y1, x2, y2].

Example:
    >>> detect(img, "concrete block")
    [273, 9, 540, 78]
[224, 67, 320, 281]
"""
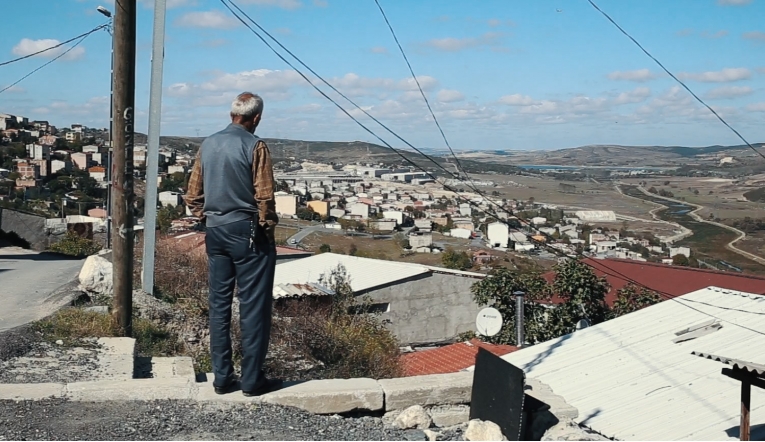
[525, 378, 578, 420]
[193, 374, 263, 404]
[96, 337, 136, 355]
[0, 383, 67, 400]
[66, 378, 195, 401]
[380, 372, 473, 411]
[147, 357, 196, 381]
[428, 404, 471, 428]
[261, 378, 384, 414]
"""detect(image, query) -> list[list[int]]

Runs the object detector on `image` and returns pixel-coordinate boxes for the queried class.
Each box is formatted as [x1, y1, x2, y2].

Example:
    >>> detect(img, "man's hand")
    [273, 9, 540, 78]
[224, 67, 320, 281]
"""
[261, 221, 276, 245]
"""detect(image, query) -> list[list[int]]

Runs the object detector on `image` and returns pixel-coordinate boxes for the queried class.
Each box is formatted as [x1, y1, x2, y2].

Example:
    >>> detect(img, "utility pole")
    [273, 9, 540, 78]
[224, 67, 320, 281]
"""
[141, 0, 167, 295]
[111, 0, 137, 337]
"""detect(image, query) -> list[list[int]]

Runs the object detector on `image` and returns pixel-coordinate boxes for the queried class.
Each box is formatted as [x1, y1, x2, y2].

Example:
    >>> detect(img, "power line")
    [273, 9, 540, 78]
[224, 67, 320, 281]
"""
[220, 0, 765, 337]
[0, 24, 109, 68]
[0, 32, 99, 96]
[372, 0, 478, 188]
[586, 0, 764, 161]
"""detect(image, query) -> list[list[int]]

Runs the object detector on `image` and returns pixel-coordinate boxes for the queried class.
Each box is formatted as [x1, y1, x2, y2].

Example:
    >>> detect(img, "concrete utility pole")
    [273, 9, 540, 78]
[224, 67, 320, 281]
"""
[141, 0, 167, 295]
[111, 0, 137, 336]
[97, 6, 114, 250]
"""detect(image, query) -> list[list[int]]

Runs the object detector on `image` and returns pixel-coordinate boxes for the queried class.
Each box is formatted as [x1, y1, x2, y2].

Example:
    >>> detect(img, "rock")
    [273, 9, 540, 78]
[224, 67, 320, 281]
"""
[541, 419, 609, 441]
[402, 429, 427, 441]
[84, 306, 109, 314]
[78, 255, 113, 296]
[465, 419, 506, 441]
[394, 405, 433, 430]
[423, 429, 440, 441]
[55, 340, 64, 346]
[428, 404, 470, 427]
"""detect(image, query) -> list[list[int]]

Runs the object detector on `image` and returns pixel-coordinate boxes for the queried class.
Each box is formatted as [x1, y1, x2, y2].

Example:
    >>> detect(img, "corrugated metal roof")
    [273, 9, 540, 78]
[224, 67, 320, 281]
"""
[691, 351, 765, 376]
[470, 286, 765, 441]
[274, 253, 431, 292]
[273, 283, 334, 299]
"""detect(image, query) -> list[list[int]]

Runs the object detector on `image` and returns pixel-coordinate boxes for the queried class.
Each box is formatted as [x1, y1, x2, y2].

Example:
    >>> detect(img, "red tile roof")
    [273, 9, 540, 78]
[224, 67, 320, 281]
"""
[401, 339, 518, 376]
[544, 258, 765, 306]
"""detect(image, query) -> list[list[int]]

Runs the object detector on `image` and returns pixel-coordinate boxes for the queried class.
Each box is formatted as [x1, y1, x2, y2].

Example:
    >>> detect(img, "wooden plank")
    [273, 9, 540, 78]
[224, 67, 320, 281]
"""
[722, 368, 765, 390]
[741, 381, 750, 441]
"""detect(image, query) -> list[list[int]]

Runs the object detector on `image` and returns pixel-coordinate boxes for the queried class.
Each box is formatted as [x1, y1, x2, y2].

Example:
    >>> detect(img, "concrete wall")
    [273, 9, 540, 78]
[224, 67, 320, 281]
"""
[0, 208, 64, 251]
[364, 272, 483, 345]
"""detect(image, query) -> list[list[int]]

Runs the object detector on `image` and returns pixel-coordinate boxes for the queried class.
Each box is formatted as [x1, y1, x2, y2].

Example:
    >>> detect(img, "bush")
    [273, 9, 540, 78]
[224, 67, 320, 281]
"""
[150, 241, 209, 315]
[319, 243, 331, 254]
[266, 265, 403, 380]
[441, 248, 472, 270]
[49, 231, 101, 257]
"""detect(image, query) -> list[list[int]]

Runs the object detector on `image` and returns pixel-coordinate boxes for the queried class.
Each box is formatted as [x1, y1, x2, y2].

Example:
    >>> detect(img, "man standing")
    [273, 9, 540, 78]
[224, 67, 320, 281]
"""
[184, 92, 282, 396]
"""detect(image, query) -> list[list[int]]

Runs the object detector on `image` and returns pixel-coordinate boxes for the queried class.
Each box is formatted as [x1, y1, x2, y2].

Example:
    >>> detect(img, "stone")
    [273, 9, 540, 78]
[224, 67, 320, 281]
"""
[78, 255, 113, 295]
[541, 419, 609, 441]
[84, 305, 109, 314]
[55, 340, 64, 345]
[394, 405, 433, 430]
[423, 429, 440, 441]
[428, 404, 471, 428]
[259, 378, 384, 414]
[402, 429, 427, 441]
[465, 419, 506, 441]
[379, 372, 473, 411]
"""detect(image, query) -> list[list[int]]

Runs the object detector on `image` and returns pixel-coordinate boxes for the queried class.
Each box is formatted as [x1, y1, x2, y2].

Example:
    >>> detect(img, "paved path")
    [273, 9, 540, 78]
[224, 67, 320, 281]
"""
[0, 248, 84, 332]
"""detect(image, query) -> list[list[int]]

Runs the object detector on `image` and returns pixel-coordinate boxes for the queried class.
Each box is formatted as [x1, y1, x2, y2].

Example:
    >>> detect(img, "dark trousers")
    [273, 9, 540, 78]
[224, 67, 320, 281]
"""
[205, 218, 276, 392]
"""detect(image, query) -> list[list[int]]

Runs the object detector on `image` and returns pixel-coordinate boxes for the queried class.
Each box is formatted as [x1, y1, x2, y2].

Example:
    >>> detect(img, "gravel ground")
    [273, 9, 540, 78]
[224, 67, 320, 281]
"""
[0, 399, 460, 441]
[0, 326, 102, 386]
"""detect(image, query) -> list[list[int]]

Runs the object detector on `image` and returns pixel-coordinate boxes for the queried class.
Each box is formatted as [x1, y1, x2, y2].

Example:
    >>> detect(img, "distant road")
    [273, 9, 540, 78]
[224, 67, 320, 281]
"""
[286, 225, 328, 245]
[0, 248, 83, 332]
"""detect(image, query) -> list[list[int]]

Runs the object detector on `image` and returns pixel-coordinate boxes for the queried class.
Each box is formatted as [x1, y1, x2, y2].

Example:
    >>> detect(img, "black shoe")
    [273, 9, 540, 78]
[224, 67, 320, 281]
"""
[214, 379, 240, 395]
[242, 378, 283, 397]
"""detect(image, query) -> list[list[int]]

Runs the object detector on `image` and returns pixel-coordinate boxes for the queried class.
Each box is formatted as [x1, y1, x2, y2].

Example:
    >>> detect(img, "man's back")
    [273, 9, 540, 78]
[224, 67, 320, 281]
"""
[200, 123, 259, 227]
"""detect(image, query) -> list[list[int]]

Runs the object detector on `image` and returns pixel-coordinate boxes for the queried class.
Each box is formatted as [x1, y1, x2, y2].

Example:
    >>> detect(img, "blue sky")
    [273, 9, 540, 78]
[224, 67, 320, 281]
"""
[1, 0, 764, 151]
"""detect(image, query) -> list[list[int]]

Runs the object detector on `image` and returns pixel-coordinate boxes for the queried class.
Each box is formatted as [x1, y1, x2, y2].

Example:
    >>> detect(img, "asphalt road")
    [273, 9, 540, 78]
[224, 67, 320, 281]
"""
[0, 248, 84, 332]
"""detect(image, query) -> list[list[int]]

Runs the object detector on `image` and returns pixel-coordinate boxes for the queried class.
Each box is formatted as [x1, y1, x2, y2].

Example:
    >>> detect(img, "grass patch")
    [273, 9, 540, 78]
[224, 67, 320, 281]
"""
[32, 309, 182, 357]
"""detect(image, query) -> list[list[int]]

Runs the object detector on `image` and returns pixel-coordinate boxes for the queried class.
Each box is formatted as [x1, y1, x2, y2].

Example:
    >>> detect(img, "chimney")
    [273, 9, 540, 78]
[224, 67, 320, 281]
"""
[514, 290, 525, 348]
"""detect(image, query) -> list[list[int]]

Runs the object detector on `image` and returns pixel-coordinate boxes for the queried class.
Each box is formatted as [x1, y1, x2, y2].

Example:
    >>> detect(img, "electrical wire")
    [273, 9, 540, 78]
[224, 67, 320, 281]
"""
[0, 32, 98, 96]
[0, 24, 109, 68]
[586, 0, 764, 161]
[372, 0, 480, 192]
[220, 0, 765, 336]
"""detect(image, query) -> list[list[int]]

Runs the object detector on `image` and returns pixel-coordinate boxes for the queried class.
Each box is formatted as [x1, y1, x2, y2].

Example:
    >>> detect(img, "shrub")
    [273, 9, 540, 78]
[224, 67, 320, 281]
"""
[150, 240, 209, 315]
[319, 243, 331, 254]
[49, 231, 101, 257]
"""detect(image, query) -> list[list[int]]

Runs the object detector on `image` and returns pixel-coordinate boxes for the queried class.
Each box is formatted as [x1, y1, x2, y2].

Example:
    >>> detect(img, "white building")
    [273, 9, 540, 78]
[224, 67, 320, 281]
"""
[82, 145, 100, 154]
[449, 228, 472, 239]
[509, 231, 528, 244]
[158, 191, 182, 207]
[26, 144, 49, 160]
[670, 246, 691, 258]
[486, 222, 509, 249]
[409, 232, 433, 250]
[275, 194, 298, 216]
[349, 202, 370, 219]
[168, 164, 186, 175]
[593, 240, 618, 254]
[531, 216, 547, 225]
[330, 208, 346, 219]
[382, 210, 405, 226]
[50, 160, 72, 174]
[459, 203, 472, 217]
[415, 219, 432, 232]
[575, 210, 617, 222]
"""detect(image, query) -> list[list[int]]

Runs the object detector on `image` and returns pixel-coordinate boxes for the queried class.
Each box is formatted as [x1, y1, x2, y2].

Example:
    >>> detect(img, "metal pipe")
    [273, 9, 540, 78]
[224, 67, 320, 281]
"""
[514, 290, 525, 347]
[141, 0, 167, 294]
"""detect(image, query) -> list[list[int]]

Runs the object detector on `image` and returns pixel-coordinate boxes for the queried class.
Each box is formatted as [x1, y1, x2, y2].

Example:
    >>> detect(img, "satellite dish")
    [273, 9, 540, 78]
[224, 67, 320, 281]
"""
[476, 307, 503, 337]
[576, 319, 590, 330]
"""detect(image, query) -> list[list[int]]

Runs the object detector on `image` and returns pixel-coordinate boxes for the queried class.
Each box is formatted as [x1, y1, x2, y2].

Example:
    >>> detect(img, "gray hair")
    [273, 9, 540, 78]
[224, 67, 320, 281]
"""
[230, 92, 263, 119]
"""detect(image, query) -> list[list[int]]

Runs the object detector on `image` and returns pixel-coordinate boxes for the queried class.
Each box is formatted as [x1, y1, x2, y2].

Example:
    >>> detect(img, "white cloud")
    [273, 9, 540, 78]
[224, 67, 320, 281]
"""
[718, 0, 751, 5]
[704, 86, 754, 99]
[12, 38, 85, 61]
[499, 94, 535, 106]
[486, 19, 515, 27]
[436, 89, 465, 103]
[424, 32, 503, 52]
[678, 67, 752, 82]
[745, 102, 765, 112]
[700, 30, 729, 39]
[240, 0, 302, 10]
[370, 46, 388, 54]
[607, 69, 656, 82]
[743, 31, 765, 41]
[175, 10, 239, 29]
[1, 85, 25, 94]
[613, 87, 651, 105]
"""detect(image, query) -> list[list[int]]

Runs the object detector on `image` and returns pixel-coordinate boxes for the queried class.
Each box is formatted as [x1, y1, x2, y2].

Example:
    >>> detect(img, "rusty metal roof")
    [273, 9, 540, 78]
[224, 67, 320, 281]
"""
[691, 351, 765, 376]
[273, 282, 334, 299]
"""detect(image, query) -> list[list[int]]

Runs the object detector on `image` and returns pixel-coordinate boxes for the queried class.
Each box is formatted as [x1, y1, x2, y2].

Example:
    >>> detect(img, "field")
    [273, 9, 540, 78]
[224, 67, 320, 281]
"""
[621, 186, 765, 275]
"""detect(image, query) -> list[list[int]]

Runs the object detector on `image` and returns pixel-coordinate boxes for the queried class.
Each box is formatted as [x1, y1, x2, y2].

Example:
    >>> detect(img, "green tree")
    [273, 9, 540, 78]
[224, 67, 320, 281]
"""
[160, 172, 186, 192]
[319, 244, 332, 254]
[547, 259, 611, 338]
[672, 254, 690, 266]
[470, 269, 552, 345]
[611, 284, 661, 318]
[441, 248, 472, 271]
